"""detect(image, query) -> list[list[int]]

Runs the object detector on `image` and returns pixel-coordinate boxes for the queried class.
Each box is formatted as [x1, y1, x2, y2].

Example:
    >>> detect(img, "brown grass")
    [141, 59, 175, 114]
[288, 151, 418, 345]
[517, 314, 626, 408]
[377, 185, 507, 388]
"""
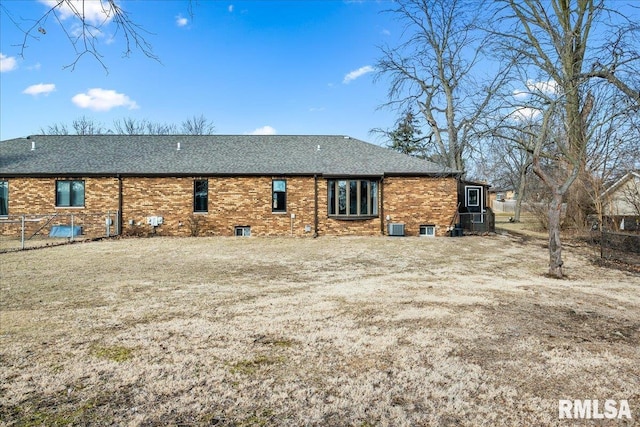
[0, 235, 638, 426]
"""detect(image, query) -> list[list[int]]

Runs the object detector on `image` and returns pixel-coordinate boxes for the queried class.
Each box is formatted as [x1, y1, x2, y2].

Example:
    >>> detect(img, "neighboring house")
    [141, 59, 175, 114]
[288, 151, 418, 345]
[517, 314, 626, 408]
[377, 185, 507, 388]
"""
[0, 134, 464, 237]
[488, 188, 515, 206]
[601, 170, 640, 231]
[488, 188, 518, 214]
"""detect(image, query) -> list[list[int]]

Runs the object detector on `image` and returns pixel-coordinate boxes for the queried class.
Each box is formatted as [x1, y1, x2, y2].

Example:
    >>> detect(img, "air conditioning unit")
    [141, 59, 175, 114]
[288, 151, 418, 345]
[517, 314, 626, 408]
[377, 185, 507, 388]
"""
[388, 223, 405, 236]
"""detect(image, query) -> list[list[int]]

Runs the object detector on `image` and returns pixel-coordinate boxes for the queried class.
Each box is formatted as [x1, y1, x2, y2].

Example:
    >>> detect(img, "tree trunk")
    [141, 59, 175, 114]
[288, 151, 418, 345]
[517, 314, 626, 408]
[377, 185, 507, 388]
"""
[547, 192, 564, 278]
[514, 163, 529, 222]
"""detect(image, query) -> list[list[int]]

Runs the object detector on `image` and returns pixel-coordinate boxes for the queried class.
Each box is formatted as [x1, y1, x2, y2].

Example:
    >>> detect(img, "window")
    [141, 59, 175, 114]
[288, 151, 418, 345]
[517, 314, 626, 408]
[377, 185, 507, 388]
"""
[465, 186, 482, 214]
[467, 188, 480, 206]
[235, 226, 251, 237]
[0, 181, 7, 216]
[194, 180, 208, 213]
[56, 180, 84, 207]
[328, 179, 378, 217]
[420, 225, 436, 237]
[272, 179, 286, 213]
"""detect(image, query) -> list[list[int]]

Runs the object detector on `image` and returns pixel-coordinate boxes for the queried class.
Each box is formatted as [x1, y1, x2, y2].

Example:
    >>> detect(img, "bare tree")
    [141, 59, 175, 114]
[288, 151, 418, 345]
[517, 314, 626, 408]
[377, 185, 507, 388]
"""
[72, 115, 107, 135]
[487, 125, 535, 222]
[376, 0, 509, 172]
[577, 84, 640, 231]
[39, 115, 213, 136]
[1, 0, 172, 71]
[494, 0, 640, 277]
[181, 115, 215, 135]
[39, 123, 69, 136]
[113, 117, 148, 135]
[113, 118, 177, 135]
[40, 115, 106, 135]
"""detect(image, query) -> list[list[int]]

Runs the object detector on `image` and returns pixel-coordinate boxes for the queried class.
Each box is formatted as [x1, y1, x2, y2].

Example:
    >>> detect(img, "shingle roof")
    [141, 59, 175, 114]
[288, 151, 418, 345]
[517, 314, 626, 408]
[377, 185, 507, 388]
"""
[0, 134, 459, 177]
[601, 170, 640, 198]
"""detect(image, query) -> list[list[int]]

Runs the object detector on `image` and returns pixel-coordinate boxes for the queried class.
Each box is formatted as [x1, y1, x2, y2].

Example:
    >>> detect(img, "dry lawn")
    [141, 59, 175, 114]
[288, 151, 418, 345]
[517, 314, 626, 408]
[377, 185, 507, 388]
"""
[1, 235, 639, 426]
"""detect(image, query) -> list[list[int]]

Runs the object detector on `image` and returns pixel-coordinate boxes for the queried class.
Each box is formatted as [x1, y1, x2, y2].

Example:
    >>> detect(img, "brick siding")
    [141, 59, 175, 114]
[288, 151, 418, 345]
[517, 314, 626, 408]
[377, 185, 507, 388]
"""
[1, 175, 458, 237]
[383, 176, 458, 236]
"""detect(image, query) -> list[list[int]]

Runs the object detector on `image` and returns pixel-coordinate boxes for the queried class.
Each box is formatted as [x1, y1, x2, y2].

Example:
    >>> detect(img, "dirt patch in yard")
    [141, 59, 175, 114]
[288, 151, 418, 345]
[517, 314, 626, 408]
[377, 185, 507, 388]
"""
[1, 235, 638, 426]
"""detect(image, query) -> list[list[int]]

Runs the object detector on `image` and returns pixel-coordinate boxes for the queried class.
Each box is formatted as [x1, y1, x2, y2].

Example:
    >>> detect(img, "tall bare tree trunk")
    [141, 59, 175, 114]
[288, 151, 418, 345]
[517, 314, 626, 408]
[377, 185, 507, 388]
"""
[547, 192, 564, 277]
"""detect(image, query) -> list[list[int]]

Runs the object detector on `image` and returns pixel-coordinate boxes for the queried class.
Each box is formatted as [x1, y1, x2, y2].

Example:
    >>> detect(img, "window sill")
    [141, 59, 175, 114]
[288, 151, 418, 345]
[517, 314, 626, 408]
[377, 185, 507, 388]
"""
[193, 211, 208, 215]
[272, 211, 288, 215]
[55, 206, 85, 209]
[328, 215, 378, 221]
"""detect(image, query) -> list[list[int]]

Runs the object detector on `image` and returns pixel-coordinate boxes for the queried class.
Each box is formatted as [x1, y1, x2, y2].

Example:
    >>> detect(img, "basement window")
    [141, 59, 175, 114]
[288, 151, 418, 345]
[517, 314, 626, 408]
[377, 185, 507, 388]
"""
[419, 224, 436, 237]
[235, 226, 251, 237]
[56, 180, 85, 207]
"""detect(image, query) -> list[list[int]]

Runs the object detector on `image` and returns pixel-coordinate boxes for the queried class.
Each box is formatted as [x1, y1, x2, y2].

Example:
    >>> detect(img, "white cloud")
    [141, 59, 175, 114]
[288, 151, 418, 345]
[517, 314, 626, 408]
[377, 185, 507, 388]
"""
[526, 79, 558, 95]
[245, 125, 277, 135]
[176, 14, 188, 27]
[381, 28, 391, 36]
[228, 4, 234, 12]
[512, 89, 529, 100]
[512, 79, 559, 101]
[309, 107, 325, 112]
[510, 106, 541, 121]
[0, 53, 18, 72]
[23, 83, 56, 96]
[39, 0, 115, 25]
[72, 88, 139, 111]
[343, 65, 374, 84]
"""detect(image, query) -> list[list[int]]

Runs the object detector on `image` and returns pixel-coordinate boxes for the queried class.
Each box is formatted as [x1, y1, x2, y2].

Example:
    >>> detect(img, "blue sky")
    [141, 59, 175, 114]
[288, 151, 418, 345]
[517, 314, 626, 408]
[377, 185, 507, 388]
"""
[0, 0, 400, 143]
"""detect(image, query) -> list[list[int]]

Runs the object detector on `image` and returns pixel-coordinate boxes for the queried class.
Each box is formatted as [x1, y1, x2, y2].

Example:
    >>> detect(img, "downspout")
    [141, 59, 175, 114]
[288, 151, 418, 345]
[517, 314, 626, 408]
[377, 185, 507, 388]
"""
[117, 174, 123, 235]
[380, 176, 385, 235]
[313, 174, 319, 238]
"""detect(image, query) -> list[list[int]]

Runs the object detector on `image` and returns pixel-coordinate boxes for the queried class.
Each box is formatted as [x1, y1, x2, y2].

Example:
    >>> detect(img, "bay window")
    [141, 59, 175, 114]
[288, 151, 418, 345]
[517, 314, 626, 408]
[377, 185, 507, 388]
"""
[328, 179, 378, 217]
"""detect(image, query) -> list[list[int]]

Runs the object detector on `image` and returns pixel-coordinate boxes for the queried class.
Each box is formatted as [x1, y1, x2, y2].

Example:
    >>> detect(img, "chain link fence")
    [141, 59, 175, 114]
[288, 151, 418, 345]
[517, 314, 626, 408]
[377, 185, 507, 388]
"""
[0, 211, 119, 252]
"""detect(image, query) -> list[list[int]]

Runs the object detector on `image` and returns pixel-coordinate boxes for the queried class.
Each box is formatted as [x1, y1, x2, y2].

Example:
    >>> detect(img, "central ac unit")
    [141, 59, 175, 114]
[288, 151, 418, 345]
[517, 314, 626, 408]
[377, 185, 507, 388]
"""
[388, 223, 405, 236]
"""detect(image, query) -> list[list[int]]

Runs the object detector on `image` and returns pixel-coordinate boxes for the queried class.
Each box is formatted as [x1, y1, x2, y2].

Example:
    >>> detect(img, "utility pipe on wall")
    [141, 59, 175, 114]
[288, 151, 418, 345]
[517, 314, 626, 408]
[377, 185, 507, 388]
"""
[313, 175, 319, 238]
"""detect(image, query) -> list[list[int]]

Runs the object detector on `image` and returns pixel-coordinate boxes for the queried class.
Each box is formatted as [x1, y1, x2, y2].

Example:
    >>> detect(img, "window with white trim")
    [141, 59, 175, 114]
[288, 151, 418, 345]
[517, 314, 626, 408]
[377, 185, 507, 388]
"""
[235, 226, 251, 236]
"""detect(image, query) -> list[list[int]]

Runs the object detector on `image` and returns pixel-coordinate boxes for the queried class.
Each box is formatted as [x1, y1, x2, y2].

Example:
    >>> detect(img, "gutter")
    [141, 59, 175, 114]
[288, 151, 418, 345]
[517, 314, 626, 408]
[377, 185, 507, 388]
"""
[380, 177, 385, 235]
[117, 174, 123, 235]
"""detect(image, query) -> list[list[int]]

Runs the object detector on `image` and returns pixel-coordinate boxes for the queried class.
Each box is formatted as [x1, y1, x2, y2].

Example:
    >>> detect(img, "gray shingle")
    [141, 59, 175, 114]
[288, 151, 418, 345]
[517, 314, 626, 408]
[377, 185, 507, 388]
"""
[0, 135, 459, 176]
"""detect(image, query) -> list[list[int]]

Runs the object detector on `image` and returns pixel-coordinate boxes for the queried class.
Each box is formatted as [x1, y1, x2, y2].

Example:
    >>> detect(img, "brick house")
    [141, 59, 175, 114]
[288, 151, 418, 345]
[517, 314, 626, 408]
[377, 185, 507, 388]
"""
[0, 134, 461, 237]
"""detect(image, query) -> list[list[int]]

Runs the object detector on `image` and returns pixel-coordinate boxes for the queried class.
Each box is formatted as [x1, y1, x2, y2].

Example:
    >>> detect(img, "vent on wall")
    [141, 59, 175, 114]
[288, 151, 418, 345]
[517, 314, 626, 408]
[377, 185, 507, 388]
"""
[388, 223, 405, 236]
